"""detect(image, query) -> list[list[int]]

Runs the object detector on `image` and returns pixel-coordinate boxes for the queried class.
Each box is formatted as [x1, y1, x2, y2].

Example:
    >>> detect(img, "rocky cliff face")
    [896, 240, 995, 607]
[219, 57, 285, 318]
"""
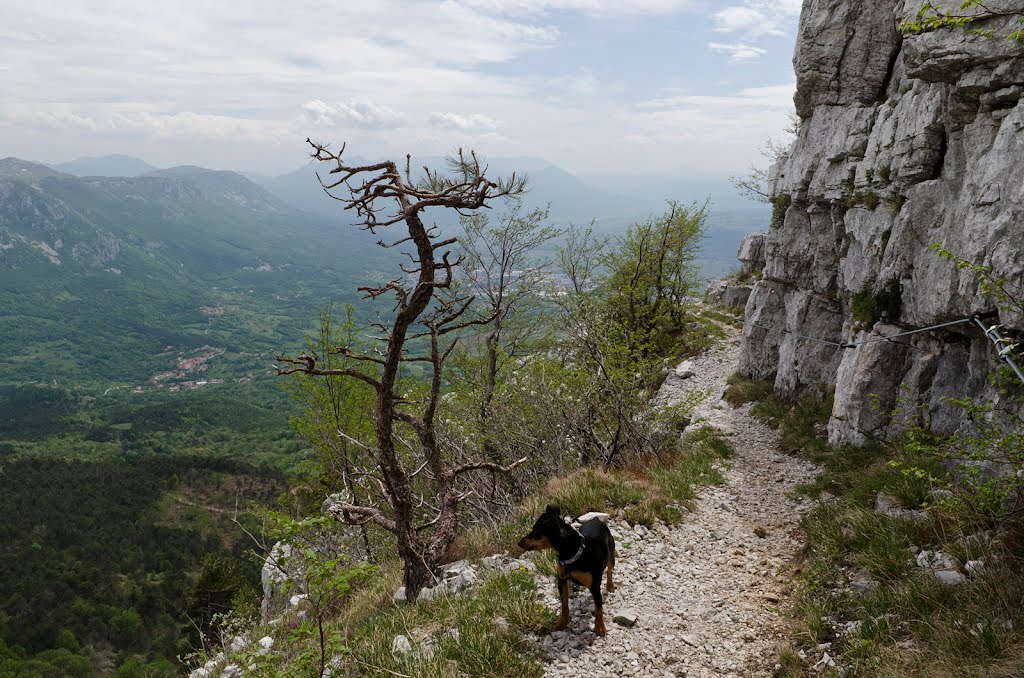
[739, 0, 1024, 443]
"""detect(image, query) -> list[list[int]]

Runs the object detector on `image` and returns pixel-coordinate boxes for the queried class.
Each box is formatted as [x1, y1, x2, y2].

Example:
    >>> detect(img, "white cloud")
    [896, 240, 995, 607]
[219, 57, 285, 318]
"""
[456, 0, 696, 17]
[713, 1, 802, 37]
[429, 112, 500, 131]
[0, 1, 801, 176]
[708, 42, 768, 62]
[301, 100, 406, 129]
[623, 82, 795, 160]
[0, 103, 291, 142]
[545, 68, 601, 99]
[715, 7, 772, 34]
[640, 82, 795, 110]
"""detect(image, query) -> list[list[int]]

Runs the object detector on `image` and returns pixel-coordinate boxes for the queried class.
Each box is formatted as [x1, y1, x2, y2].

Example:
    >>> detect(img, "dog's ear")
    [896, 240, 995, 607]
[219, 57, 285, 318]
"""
[545, 504, 561, 516]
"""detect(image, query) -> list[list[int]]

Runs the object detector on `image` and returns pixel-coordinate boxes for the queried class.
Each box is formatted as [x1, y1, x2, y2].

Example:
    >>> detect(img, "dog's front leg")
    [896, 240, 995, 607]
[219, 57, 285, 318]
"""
[555, 577, 570, 630]
[590, 585, 606, 636]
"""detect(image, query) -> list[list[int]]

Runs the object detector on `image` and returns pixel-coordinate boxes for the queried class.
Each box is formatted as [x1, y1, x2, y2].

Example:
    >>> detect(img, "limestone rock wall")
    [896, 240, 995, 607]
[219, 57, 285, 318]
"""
[739, 0, 1024, 443]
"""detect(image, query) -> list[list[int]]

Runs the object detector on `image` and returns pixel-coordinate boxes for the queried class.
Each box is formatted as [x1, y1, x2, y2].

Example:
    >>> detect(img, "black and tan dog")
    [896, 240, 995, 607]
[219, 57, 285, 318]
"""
[518, 504, 617, 635]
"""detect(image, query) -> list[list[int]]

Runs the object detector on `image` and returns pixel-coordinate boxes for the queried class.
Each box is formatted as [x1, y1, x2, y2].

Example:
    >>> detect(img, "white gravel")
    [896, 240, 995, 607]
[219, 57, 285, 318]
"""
[533, 327, 820, 677]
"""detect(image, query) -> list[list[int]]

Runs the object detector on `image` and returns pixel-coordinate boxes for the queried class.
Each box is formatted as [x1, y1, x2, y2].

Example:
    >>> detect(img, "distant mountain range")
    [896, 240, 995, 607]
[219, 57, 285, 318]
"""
[0, 157, 389, 389]
[1, 152, 766, 389]
[239, 154, 768, 276]
[53, 154, 158, 177]
[50, 153, 767, 233]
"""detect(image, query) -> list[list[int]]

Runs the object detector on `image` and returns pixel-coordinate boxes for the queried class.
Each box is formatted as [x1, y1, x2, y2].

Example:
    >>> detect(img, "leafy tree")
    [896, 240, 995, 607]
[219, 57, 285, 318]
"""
[456, 201, 560, 459]
[184, 554, 259, 650]
[268, 513, 379, 677]
[285, 304, 377, 558]
[513, 213, 715, 468]
[602, 201, 708, 358]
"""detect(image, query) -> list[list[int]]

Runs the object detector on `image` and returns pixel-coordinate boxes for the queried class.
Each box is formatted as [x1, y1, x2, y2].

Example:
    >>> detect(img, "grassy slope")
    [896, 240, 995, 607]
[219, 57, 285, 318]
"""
[722, 375, 1024, 678]
[187, 427, 735, 677]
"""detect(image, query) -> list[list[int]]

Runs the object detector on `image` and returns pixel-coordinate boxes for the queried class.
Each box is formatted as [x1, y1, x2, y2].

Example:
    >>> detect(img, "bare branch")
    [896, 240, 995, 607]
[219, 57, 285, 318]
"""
[326, 502, 398, 533]
[452, 456, 529, 477]
[275, 353, 382, 390]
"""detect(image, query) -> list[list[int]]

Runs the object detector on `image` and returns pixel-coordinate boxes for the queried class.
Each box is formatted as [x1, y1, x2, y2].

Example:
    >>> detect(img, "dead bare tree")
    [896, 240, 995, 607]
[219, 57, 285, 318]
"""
[276, 140, 528, 598]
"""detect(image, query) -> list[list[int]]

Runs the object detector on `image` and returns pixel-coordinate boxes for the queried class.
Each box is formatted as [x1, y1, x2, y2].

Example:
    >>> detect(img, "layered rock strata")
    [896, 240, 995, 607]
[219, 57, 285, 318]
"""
[739, 0, 1024, 443]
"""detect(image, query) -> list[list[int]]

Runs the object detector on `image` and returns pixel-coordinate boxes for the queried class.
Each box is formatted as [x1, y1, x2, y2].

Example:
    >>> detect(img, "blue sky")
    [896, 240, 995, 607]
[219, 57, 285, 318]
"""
[0, 1, 801, 177]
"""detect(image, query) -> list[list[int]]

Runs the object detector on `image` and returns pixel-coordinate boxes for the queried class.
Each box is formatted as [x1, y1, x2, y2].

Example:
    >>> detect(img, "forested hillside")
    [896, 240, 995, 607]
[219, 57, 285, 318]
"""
[0, 159, 390, 674]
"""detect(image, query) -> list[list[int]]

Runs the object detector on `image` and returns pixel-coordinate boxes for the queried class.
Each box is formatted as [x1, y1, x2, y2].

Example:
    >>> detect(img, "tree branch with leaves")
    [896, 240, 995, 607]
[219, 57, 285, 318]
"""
[899, 1, 1024, 41]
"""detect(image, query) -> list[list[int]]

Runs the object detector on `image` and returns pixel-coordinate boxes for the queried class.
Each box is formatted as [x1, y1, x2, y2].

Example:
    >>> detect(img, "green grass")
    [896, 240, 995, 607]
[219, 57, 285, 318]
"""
[852, 292, 879, 329]
[723, 373, 775, 407]
[696, 306, 745, 328]
[535, 426, 732, 527]
[205, 561, 553, 678]
[754, 389, 1024, 677]
[744, 386, 833, 457]
[342, 569, 553, 678]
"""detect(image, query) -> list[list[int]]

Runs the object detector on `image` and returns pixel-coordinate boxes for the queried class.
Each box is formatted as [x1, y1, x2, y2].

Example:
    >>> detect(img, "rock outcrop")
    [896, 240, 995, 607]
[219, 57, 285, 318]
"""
[739, 0, 1024, 443]
[706, 232, 767, 309]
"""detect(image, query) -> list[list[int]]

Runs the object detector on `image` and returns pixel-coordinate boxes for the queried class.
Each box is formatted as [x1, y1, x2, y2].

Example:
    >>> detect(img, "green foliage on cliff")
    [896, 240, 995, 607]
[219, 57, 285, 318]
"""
[899, 1, 1024, 41]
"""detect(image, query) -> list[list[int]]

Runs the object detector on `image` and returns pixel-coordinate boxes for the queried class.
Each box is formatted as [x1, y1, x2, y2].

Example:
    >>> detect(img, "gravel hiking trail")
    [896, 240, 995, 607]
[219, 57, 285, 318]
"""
[533, 327, 820, 677]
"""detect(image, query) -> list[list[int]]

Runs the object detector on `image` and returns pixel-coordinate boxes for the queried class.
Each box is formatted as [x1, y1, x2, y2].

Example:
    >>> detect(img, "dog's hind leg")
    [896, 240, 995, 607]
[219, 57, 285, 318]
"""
[589, 584, 607, 636]
[606, 546, 616, 593]
[555, 577, 570, 630]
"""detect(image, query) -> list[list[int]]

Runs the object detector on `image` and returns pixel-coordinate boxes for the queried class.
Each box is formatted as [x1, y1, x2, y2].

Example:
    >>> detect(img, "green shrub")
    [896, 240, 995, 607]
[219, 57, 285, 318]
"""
[723, 373, 775, 407]
[774, 384, 1024, 677]
[851, 291, 878, 329]
[771, 194, 792, 229]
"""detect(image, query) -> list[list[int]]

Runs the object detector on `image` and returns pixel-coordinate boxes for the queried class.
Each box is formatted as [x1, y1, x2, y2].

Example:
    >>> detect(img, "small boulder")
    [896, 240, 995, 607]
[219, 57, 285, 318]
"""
[480, 554, 510, 570]
[849, 572, 877, 595]
[613, 609, 638, 627]
[418, 585, 443, 601]
[916, 550, 956, 571]
[578, 512, 610, 524]
[675, 361, 695, 379]
[391, 635, 413, 654]
[812, 652, 836, 673]
[227, 635, 249, 653]
[448, 569, 477, 592]
[443, 560, 473, 580]
[875, 493, 927, 522]
[965, 559, 985, 575]
[933, 570, 967, 586]
[393, 586, 407, 603]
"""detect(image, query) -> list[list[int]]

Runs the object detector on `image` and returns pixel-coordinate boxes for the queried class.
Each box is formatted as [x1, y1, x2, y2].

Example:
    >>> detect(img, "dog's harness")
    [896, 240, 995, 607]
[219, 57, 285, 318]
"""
[557, 527, 586, 567]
